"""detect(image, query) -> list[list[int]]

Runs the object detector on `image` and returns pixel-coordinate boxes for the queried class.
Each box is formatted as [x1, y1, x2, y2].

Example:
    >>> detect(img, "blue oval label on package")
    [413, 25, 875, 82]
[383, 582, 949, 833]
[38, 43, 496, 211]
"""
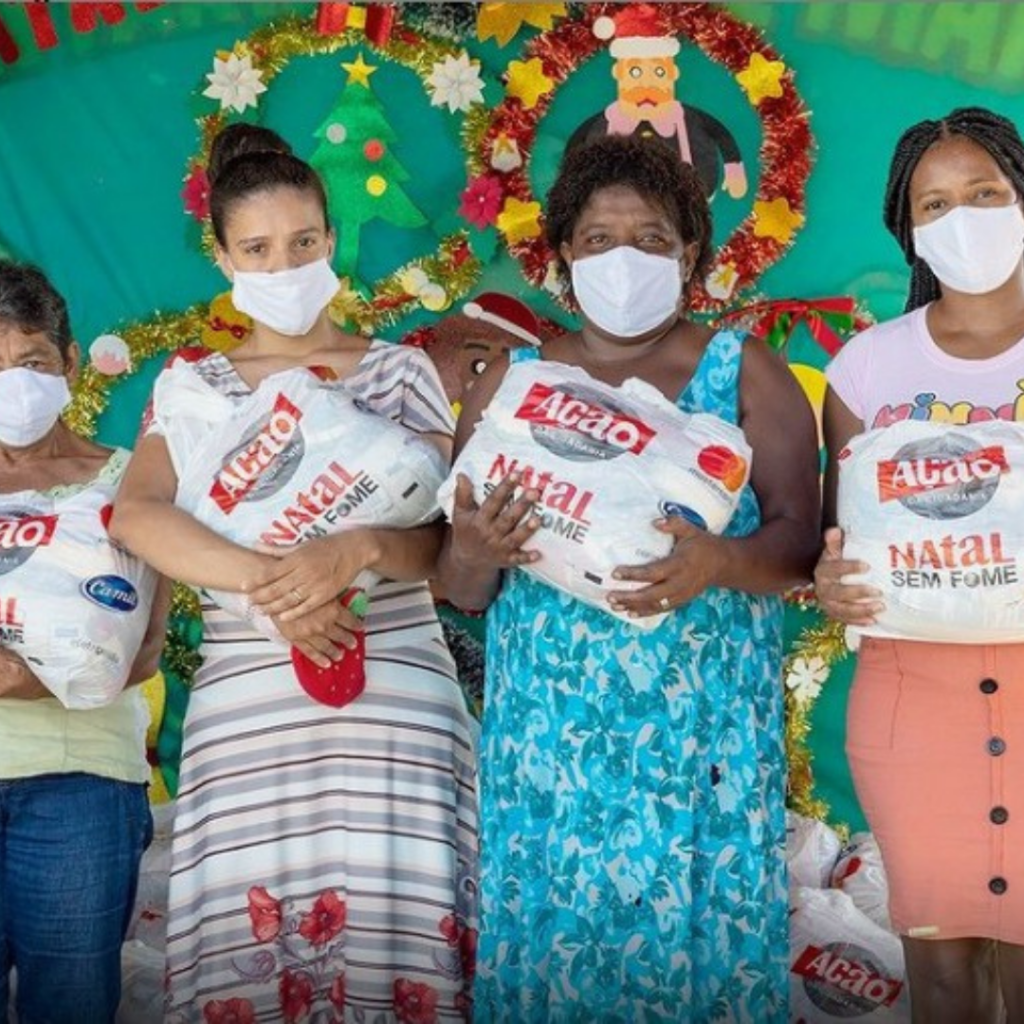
[660, 501, 707, 531]
[81, 575, 139, 613]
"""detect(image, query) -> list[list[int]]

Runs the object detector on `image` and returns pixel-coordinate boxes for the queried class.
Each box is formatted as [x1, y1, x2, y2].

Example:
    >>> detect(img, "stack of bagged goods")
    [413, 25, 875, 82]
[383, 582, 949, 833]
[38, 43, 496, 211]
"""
[152, 359, 448, 641]
[439, 361, 751, 627]
[838, 419, 1024, 643]
[787, 810, 844, 892]
[0, 482, 156, 709]
[830, 833, 892, 932]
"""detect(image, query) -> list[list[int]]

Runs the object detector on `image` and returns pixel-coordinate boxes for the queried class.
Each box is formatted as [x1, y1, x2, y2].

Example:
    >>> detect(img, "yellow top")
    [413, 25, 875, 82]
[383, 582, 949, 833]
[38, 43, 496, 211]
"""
[0, 449, 150, 783]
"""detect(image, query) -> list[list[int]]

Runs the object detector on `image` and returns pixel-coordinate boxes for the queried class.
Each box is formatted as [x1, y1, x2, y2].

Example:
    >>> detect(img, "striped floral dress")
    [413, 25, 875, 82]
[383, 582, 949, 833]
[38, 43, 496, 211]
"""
[155, 343, 479, 1023]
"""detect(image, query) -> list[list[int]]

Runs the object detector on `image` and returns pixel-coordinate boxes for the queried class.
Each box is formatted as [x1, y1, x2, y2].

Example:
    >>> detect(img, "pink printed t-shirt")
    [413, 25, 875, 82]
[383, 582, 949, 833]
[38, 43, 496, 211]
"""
[826, 305, 1024, 429]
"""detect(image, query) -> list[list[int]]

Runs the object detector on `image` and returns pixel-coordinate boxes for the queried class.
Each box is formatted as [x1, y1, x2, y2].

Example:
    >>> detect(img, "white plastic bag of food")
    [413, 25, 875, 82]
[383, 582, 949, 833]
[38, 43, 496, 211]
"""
[790, 887, 910, 1023]
[830, 833, 892, 932]
[0, 480, 157, 709]
[838, 420, 1024, 643]
[787, 810, 843, 891]
[439, 361, 751, 628]
[152, 361, 448, 638]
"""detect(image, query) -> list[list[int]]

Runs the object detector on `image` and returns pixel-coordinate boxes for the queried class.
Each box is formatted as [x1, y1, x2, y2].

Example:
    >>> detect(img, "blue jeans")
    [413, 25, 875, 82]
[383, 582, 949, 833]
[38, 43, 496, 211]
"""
[0, 773, 152, 1024]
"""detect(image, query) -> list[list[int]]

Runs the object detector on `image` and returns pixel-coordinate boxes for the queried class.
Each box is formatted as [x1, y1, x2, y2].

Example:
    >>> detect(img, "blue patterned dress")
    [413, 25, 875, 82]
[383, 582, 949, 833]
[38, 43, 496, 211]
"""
[475, 331, 787, 1023]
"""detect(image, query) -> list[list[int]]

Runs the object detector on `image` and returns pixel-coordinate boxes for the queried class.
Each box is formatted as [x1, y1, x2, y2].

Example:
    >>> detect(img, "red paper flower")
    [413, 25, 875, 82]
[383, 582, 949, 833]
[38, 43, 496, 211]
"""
[298, 889, 347, 947]
[458, 175, 503, 230]
[328, 973, 346, 1013]
[279, 969, 315, 1024]
[203, 998, 256, 1024]
[182, 163, 210, 221]
[393, 978, 440, 1024]
[247, 885, 282, 943]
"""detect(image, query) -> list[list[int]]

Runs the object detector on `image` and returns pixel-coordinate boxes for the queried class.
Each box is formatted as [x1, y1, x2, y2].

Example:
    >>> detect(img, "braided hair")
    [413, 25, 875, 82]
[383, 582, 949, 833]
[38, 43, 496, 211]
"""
[883, 107, 1024, 312]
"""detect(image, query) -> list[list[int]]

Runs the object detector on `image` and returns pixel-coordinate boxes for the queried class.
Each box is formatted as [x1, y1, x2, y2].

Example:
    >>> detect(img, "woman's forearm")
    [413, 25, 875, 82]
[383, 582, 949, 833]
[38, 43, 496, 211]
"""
[434, 531, 503, 612]
[362, 522, 445, 583]
[110, 499, 267, 592]
[712, 516, 820, 595]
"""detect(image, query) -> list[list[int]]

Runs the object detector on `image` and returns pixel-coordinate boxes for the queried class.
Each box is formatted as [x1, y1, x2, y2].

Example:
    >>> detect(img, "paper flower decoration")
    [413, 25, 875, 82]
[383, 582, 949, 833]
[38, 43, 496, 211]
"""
[181, 164, 210, 222]
[202, 52, 267, 113]
[705, 262, 740, 301]
[477, 3, 567, 46]
[489, 133, 522, 172]
[458, 175, 503, 229]
[753, 197, 804, 243]
[505, 58, 553, 110]
[89, 334, 130, 376]
[426, 52, 485, 113]
[398, 267, 450, 312]
[785, 655, 828, 704]
[496, 196, 542, 244]
[736, 52, 786, 106]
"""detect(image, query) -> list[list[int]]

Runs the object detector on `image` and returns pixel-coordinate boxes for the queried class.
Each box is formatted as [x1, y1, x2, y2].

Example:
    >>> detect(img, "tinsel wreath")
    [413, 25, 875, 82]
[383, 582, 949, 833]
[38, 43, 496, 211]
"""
[464, 2, 813, 313]
[183, 8, 484, 333]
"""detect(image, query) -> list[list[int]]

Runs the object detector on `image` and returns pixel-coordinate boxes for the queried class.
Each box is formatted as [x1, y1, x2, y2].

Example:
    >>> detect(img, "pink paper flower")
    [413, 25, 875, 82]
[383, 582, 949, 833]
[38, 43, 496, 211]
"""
[458, 175, 502, 230]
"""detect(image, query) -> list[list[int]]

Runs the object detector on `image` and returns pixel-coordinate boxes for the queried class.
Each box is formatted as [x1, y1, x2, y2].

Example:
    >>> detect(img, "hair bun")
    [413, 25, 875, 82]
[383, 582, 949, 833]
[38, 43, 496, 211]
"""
[207, 123, 293, 186]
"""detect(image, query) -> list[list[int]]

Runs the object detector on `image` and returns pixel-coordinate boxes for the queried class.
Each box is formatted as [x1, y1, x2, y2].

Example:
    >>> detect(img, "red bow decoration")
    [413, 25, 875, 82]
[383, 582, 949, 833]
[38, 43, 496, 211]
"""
[315, 3, 396, 45]
[719, 297, 870, 357]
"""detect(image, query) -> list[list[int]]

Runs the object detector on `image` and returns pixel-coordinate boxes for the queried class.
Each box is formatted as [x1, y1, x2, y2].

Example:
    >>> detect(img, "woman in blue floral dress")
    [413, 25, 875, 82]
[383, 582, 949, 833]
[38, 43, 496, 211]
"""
[439, 136, 821, 1023]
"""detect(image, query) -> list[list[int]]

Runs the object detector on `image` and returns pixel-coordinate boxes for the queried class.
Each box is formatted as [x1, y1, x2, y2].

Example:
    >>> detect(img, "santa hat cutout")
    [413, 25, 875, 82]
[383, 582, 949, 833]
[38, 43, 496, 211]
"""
[594, 5, 680, 60]
[462, 292, 542, 347]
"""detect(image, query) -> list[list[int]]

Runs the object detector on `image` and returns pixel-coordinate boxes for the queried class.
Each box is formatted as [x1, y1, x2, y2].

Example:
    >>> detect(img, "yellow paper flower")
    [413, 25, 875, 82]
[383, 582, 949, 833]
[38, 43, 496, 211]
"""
[735, 52, 786, 106]
[477, 3, 567, 46]
[753, 197, 804, 244]
[496, 196, 542, 244]
[505, 58, 554, 111]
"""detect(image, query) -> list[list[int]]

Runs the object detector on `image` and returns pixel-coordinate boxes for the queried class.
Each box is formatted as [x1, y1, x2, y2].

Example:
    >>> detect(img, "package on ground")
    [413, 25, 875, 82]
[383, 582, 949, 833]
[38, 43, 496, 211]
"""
[153, 361, 448, 641]
[790, 887, 910, 1024]
[787, 811, 844, 891]
[830, 833, 892, 932]
[117, 941, 165, 1024]
[0, 480, 157, 708]
[127, 802, 174, 953]
[439, 361, 751, 628]
[838, 420, 1024, 643]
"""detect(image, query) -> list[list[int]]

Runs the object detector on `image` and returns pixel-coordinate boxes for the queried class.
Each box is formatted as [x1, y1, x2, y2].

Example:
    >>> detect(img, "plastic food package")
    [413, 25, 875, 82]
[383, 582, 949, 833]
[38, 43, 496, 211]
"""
[790, 887, 910, 1023]
[0, 481, 157, 709]
[787, 810, 844, 891]
[153, 361, 448, 641]
[838, 420, 1024, 643]
[830, 833, 892, 932]
[439, 361, 751, 628]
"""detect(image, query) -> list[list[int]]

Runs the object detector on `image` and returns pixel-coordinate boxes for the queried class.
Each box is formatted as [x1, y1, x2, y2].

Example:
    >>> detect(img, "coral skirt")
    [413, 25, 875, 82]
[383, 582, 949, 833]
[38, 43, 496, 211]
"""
[847, 637, 1024, 944]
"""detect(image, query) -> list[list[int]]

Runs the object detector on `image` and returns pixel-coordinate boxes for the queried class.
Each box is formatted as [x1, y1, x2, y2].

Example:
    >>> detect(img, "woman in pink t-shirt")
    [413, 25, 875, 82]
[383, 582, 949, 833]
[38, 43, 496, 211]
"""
[816, 107, 1024, 1023]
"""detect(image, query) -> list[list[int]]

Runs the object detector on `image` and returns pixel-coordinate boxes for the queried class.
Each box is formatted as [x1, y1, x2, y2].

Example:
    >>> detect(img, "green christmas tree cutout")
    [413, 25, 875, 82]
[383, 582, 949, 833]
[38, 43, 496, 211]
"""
[311, 53, 427, 279]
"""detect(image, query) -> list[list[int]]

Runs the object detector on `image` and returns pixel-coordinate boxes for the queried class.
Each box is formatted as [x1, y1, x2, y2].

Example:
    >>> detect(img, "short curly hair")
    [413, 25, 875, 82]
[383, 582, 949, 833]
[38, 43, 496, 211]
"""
[0, 259, 73, 358]
[546, 134, 714, 294]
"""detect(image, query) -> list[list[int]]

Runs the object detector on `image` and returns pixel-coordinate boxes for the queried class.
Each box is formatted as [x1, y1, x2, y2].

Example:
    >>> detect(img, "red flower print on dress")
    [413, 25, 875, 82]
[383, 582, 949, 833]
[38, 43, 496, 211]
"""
[438, 914, 478, 982]
[393, 978, 440, 1024]
[298, 889, 347, 947]
[328, 972, 346, 1013]
[247, 885, 282, 942]
[279, 968, 315, 1023]
[203, 998, 256, 1024]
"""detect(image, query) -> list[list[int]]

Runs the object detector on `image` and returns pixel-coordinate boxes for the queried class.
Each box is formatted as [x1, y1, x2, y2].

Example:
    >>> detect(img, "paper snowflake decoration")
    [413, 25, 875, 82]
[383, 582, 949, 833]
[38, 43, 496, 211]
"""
[784, 655, 828, 704]
[203, 52, 267, 114]
[426, 52, 485, 113]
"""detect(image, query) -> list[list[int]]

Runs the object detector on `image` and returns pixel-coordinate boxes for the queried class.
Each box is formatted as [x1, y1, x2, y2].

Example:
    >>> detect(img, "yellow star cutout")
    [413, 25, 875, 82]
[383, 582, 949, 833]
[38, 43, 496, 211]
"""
[753, 198, 804, 244]
[735, 52, 786, 106]
[477, 3, 567, 47]
[342, 53, 378, 88]
[496, 196, 542, 244]
[505, 57, 554, 110]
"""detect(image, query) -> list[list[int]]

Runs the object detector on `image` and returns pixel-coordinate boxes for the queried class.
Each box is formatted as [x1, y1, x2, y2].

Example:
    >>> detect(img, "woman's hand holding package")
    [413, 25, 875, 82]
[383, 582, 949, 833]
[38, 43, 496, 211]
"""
[449, 472, 542, 571]
[246, 532, 377, 622]
[607, 517, 726, 617]
[814, 527, 884, 627]
[272, 600, 363, 669]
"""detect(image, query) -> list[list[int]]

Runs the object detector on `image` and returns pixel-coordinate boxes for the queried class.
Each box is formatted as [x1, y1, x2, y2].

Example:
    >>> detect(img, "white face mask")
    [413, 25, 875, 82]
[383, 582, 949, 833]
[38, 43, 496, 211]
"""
[0, 367, 71, 448]
[913, 203, 1024, 295]
[571, 246, 683, 338]
[230, 257, 341, 337]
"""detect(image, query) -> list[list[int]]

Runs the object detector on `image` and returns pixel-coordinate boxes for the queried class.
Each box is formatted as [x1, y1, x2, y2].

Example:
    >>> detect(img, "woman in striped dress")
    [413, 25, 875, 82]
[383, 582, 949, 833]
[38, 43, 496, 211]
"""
[112, 126, 477, 1023]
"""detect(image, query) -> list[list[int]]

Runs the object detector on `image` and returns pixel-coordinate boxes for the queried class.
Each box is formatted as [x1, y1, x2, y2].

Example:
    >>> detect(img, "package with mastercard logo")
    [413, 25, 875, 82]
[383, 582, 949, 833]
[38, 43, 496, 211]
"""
[837, 420, 1024, 643]
[438, 361, 751, 628]
[152, 360, 448, 641]
[0, 477, 157, 708]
